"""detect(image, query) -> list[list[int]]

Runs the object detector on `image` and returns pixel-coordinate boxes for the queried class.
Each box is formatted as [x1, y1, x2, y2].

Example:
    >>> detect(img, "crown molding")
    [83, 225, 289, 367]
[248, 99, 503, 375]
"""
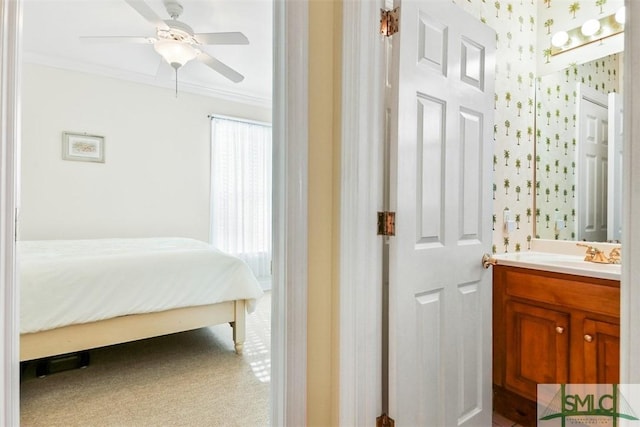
[22, 51, 272, 109]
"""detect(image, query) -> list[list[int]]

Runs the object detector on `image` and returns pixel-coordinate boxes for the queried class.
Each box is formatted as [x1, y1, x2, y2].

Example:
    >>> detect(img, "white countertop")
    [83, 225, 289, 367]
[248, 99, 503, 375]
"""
[493, 250, 621, 281]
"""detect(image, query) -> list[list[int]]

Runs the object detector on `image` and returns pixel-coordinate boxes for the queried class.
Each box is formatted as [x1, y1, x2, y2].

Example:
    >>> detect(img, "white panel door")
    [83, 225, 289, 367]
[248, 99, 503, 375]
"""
[388, 1, 495, 425]
[577, 84, 608, 242]
[608, 92, 623, 243]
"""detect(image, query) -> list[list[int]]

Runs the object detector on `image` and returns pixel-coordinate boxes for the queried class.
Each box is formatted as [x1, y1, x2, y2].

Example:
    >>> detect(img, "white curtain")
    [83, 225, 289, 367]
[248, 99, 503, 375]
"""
[210, 116, 272, 280]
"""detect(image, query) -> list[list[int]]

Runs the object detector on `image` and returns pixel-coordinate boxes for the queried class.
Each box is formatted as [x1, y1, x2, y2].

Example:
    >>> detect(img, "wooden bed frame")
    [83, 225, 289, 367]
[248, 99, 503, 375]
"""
[20, 299, 247, 361]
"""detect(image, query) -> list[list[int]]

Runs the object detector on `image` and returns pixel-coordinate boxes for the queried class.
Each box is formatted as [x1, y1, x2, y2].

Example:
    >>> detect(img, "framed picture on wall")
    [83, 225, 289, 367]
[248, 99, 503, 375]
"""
[62, 132, 105, 163]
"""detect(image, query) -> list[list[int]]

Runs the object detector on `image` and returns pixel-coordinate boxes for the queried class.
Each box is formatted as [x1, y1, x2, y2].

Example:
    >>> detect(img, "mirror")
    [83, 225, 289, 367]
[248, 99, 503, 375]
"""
[534, 52, 623, 242]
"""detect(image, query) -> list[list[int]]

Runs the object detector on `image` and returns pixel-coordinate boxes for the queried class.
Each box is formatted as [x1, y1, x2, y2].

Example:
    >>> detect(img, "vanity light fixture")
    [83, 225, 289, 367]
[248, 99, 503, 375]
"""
[550, 8, 624, 56]
[551, 31, 569, 48]
[580, 19, 601, 37]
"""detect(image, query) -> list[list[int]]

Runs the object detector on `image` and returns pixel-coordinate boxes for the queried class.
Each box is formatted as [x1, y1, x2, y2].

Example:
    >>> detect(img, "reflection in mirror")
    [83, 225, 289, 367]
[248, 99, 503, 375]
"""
[534, 53, 622, 242]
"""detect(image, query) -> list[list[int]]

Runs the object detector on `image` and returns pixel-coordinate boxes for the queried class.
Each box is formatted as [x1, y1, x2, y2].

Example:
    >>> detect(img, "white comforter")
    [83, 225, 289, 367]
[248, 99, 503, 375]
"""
[18, 238, 264, 334]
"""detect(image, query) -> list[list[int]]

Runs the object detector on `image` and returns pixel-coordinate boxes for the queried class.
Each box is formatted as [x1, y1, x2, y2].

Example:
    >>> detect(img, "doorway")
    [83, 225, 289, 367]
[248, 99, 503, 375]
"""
[18, 0, 273, 424]
[337, 0, 639, 424]
[0, 0, 309, 425]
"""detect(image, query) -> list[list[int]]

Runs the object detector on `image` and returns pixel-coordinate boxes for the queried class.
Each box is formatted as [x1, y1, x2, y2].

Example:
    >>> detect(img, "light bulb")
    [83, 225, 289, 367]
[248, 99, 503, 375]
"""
[551, 31, 569, 48]
[581, 19, 601, 37]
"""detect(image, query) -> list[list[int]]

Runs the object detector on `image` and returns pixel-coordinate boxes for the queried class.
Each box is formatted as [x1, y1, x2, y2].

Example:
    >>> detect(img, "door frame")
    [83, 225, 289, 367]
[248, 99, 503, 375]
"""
[338, 0, 386, 424]
[270, 0, 308, 424]
[0, 0, 21, 424]
[338, 0, 640, 422]
[607, 91, 623, 243]
[0, 1, 309, 426]
[621, 0, 640, 388]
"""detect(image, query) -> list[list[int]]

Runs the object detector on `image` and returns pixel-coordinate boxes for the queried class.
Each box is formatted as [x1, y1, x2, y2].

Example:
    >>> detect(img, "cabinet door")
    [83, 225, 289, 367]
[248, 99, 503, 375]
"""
[505, 301, 570, 401]
[583, 318, 620, 384]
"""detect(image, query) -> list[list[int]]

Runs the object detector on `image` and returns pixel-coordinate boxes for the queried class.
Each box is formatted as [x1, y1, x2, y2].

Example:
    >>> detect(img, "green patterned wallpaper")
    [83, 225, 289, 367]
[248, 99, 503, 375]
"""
[454, 0, 537, 253]
[452, 0, 623, 253]
[535, 54, 620, 240]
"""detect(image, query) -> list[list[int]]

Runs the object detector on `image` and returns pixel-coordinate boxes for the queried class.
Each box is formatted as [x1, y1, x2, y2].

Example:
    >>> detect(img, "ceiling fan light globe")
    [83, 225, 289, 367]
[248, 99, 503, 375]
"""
[154, 38, 197, 67]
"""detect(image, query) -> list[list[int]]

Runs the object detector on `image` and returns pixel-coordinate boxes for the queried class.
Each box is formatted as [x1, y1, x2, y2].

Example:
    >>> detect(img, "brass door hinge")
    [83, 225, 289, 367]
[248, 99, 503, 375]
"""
[376, 413, 395, 427]
[380, 7, 399, 37]
[377, 211, 396, 236]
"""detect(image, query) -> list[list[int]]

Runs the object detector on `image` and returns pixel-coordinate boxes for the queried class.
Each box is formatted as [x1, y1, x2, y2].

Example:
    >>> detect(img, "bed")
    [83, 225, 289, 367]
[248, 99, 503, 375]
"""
[18, 237, 264, 361]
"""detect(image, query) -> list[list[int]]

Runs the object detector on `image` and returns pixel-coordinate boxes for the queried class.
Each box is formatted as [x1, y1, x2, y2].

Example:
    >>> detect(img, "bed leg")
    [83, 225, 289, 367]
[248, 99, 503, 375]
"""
[233, 300, 246, 355]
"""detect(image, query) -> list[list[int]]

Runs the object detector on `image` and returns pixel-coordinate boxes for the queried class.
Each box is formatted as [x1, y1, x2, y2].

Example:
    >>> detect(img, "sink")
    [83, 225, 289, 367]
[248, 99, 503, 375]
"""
[493, 251, 621, 280]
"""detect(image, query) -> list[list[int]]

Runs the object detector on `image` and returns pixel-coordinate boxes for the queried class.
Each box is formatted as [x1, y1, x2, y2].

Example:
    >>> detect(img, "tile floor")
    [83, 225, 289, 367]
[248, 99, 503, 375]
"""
[492, 412, 524, 427]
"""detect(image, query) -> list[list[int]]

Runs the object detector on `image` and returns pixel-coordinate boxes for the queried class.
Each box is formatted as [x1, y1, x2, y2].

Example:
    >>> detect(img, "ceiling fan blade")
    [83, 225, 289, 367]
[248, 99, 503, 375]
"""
[197, 52, 244, 83]
[124, 0, 169, 30]
[194, 32, 249, 45]
[79, 36, 156, 44]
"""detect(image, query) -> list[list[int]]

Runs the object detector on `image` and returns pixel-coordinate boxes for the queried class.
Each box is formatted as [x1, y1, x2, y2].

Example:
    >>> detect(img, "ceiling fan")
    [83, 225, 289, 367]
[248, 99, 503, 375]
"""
[81, 0, 248, 85]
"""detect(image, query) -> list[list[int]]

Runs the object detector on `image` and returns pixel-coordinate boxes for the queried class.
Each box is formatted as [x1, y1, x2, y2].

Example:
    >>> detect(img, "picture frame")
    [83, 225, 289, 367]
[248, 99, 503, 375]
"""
[62, 132, 105, 163]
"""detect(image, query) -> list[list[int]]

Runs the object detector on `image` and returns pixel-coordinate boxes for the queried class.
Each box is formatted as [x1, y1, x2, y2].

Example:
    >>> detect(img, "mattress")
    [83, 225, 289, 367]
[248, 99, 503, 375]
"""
[18, 237, 264, 334]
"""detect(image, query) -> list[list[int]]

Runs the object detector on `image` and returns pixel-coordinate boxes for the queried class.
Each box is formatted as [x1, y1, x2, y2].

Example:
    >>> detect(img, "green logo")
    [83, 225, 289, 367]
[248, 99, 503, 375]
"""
[539, 384, 639, 427]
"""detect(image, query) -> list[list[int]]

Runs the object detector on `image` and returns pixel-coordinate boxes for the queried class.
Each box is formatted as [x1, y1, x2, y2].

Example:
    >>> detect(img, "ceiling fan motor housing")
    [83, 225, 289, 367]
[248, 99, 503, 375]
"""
[159, 20, 197, 44]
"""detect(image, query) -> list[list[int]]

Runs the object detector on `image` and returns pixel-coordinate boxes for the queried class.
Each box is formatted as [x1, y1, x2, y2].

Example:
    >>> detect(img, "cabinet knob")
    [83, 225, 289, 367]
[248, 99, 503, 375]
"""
[555, 326, 564, 334]
[584, 334, 594, 343]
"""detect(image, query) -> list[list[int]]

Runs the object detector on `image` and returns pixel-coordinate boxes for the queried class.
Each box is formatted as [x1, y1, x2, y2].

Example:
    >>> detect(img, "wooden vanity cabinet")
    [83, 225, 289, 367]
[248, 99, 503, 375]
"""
[504, 300, 570, 401]
[493, 265, 620, 426]
[582, 318, 620, 383]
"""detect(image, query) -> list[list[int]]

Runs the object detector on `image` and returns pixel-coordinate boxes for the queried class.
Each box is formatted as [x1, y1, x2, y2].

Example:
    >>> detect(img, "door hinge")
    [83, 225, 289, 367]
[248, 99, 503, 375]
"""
[380, 7, 399, 37]
[377, 211, 396, 236]
[376, 413, 395, 427]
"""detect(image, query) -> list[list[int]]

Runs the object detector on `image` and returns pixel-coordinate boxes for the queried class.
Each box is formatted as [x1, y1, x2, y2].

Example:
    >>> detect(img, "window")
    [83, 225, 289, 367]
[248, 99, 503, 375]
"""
[210, 116, 272, 284]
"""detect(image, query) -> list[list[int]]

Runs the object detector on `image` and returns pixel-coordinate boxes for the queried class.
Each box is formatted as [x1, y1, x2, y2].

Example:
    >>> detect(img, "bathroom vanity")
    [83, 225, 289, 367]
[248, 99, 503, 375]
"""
[492, 247, 620, 426]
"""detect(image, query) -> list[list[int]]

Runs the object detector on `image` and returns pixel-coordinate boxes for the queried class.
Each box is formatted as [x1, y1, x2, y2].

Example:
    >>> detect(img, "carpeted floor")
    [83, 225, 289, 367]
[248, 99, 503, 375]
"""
[20, 292, 271, 427]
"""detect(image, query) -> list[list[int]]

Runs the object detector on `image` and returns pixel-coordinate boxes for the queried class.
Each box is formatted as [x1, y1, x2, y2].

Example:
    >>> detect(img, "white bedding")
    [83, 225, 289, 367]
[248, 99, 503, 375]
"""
[18, 237, 264, 334]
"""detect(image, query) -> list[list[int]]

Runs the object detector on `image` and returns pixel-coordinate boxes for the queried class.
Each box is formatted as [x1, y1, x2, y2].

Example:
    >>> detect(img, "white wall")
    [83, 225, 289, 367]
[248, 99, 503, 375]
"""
[19, 63, 271, 241]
